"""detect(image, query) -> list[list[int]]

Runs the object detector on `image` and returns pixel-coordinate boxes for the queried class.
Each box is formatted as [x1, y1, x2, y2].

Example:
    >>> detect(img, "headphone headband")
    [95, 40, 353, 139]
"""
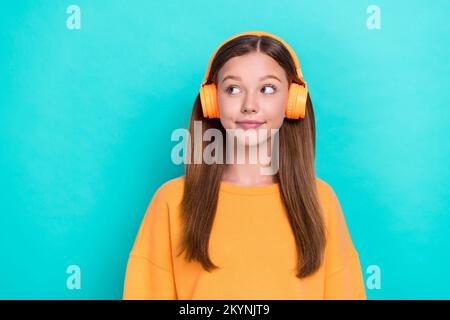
[201, 30, 306, 87]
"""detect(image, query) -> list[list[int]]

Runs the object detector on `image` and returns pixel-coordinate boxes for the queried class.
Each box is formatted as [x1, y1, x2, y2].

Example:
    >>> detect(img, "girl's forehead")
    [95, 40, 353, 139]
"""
[218, 53, 285, 80]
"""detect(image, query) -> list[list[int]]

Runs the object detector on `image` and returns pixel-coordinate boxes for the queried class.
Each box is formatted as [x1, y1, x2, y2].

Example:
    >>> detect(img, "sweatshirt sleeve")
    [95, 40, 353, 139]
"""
[122, 186, 177, 300]
[321, 182, 367, 300]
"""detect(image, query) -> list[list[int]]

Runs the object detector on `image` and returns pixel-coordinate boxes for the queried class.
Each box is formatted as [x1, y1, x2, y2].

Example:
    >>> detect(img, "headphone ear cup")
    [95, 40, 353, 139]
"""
[208, 84, 220, 118]
[200, 85, 209, 118]
[286, 83, 308, 119]
[200, 84, 219, 118]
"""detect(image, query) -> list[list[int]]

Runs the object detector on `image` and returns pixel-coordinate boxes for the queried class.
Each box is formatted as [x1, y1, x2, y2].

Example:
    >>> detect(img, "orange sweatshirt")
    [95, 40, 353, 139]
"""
[122, 176, 366, 300]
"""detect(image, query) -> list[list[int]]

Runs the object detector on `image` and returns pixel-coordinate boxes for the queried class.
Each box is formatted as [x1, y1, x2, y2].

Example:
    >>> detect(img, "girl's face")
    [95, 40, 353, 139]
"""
[217, 52, 290, 147]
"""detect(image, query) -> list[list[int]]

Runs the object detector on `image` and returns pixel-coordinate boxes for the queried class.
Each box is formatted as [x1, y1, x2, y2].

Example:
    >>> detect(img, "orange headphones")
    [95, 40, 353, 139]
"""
[199, 30, 308, 120]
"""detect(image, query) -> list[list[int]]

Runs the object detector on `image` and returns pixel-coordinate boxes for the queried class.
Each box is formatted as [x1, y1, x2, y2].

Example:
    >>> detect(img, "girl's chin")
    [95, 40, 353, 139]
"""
[236, 137, 270, 146]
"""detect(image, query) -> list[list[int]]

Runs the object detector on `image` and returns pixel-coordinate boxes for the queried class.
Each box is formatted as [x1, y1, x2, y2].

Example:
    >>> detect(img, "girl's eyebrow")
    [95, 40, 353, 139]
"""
[221, 74, 282, 83]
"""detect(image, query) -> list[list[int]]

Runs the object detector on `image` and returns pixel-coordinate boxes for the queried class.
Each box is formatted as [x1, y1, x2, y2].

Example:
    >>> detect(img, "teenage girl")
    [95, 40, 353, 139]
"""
[123, 30, 366, 300]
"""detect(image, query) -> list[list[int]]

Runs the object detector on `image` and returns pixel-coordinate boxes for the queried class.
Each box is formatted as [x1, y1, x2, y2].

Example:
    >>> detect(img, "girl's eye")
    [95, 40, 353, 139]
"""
[225, 86, 241, 95]
[262, 84, 276, 94]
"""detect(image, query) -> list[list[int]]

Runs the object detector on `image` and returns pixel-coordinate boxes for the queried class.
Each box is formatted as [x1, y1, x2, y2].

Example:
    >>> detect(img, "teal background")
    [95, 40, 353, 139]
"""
[0, 0, 449, 299]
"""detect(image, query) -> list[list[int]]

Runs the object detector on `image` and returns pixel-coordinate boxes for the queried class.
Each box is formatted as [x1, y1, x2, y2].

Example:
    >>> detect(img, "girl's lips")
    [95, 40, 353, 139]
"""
[236, 122, 265, 129]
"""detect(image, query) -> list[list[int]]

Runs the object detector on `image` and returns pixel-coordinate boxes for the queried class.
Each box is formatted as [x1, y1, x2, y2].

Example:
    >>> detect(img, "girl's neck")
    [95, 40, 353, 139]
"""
[221, 164, 279, 186]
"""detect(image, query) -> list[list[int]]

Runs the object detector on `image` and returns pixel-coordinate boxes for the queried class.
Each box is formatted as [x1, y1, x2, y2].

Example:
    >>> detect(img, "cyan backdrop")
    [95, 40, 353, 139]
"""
[0, 0, 449, 299]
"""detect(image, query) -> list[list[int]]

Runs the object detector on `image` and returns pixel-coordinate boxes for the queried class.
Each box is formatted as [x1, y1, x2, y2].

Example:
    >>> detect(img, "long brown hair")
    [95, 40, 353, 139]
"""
[177, 34, 326, 279]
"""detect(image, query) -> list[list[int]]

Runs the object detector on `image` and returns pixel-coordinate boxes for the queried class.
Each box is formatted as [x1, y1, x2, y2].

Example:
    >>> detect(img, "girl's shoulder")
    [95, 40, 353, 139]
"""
[315, 177, 335, 200]
[151, 175, 185, 204]
[315, 177, 344, 223]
